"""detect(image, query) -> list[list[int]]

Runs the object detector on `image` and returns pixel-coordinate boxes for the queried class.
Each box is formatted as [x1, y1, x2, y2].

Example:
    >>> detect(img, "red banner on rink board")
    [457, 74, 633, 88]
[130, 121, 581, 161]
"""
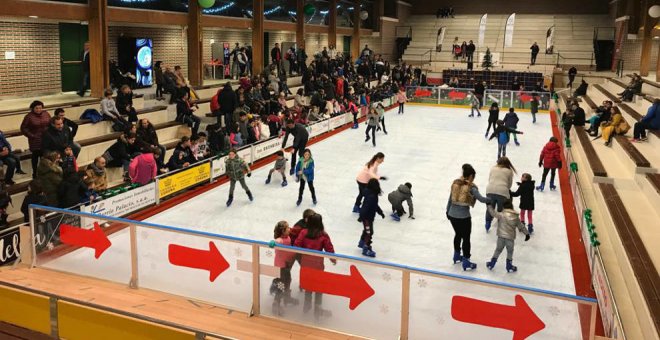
[448, 90, 467, 100]
[300, 265, 375, 310]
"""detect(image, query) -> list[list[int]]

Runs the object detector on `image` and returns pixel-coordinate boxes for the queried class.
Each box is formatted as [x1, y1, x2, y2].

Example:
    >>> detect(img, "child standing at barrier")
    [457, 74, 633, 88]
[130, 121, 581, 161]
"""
[295, 149, 316, 206]
[266, 150, 288, 187]
[510, 173, 536, 234]
[225, 148, 253, 207]
[270, 220, 298, 316]
[485, 200, 530, 273]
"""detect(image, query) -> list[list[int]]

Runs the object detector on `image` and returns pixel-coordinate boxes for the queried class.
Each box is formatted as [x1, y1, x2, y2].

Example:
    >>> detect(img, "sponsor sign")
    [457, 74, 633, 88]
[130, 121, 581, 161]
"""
[252, 138, 281, 160]
[310, 119, 330, 138]
[158, 162, 211, 199]
[212, 156, 228, 179]
[82, 183, 156, 222]
[0, 227, 20, 265]
[237, 146, 252, 164]
[329, 115, 346, 130]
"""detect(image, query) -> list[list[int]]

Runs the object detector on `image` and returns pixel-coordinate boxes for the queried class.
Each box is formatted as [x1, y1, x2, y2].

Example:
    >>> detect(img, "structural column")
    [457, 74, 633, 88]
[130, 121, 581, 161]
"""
[296, 0, 305, 49]
[328, 0, 337, 49]
[88, 0, 109, 98]
[639, 0, 653, 76]
[252, 0, 264, 75]
[187, 0, 203, 87]
[351, 1, 361, 61]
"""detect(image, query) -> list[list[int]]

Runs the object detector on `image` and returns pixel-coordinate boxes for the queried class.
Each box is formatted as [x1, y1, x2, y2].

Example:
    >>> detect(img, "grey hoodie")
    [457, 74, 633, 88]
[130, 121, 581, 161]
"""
[388, 184, 414, 217]
[487, 206, 529, 240]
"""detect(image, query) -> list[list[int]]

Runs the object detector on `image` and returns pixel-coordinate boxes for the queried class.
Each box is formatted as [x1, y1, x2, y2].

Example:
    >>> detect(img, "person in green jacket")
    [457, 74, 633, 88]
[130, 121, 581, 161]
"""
[225, 148, 253, 207]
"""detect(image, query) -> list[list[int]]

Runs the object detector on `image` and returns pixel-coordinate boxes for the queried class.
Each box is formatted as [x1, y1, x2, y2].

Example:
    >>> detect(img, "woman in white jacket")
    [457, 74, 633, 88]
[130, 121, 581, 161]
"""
[484, 157, 516, 232]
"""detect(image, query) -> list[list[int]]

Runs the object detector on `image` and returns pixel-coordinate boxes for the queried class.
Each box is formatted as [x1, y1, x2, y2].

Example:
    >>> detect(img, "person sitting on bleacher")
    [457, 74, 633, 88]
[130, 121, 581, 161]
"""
[587, 100, 613, 136]
[176, 92, 201, 138]
[54, 108, 81, 157]
[601, 107, 630, 146]
[573, 80, 589, 97]
[618, 75, 643, 102]
[167, 136, 196, 171]
[136, 118, 166, 169]
[631, 99, 660, 142]
[0, 130, 27, 186]
[41, 116, 73, 158]
[571, 103, 586, 128]
[85, 156, 108, 191]
[36, 151, 63, 207]
[103, 132, 139, 180]
[116, 85, 138, 123]
[163, 66, 179, 104]
[100, 88, 129, 132]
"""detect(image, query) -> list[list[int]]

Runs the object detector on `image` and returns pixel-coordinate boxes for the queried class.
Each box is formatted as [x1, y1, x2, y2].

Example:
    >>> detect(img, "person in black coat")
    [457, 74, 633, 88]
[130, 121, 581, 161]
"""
[573, 80, 588, 97]
[358, 178, 385, 257]
[474, 81, 485, 108]
[54, 108, 80, 157]
[57, 170, 87, 209]
[218, 82, 238, 131]
[281, 119, 309, 175]
[530, 42, 540, 65]
[571, 103, 586, 127]
[510, 173, 535, 234]
[77, 41, 90, 97]
[167, 136, 196, 170]
[271, 43, 282, 75]
[485, 102, 500, 137]
[176, 92, 201, 138]
[116, 85, 138, 123]
[466, 40, 476, 63]
[41, 116, 73, 157]
[567, 67, 577, 88]
[136, 118, 166, 168]
[104, 132, 139, 173]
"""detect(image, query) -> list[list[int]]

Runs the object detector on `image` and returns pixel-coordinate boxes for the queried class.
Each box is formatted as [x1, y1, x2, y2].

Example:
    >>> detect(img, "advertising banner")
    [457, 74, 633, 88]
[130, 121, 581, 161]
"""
[545, 26, 555, 54]
[252, 138, 282, 161]
[81, 183, 157, 228]
[478, 14, 487, 46]
[0, 227, 20, 265]
[504, 13, 516, 48]
[593, 257, 615, 337]
[309, 119, 330, 138]
[436, 27, 446, 52]
[329, 115, 346, 130]
[158, 162, 211, 199]
[212, 156, 228, 179]
[237, 146, 252, 164]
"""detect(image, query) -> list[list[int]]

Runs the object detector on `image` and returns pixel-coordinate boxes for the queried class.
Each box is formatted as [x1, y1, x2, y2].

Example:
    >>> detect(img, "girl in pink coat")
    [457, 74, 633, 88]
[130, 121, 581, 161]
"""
[271, 221, 298, 315]
[128, 149, 159, 185]
[397, 87, 408, 114]
[353, 152, 386, 213]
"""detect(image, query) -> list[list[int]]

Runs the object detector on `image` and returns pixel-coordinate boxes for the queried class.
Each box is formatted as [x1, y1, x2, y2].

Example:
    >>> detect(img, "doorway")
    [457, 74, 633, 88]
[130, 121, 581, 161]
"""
[343, 36, 351, 56]
[59, 23, 88, 92]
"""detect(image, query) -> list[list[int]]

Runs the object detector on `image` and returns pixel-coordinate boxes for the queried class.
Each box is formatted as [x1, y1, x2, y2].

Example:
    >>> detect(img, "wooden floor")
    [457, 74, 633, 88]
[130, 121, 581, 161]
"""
[0, 266, 363, 340]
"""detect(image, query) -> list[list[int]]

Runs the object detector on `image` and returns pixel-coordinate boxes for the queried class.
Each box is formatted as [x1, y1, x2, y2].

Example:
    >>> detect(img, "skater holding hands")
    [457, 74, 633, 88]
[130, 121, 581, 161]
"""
[281, 119, 309, 175]
[354, 152, 386, 213]
[485, 102, 499, 138]
[485, 200, 530, 272]
[488, 120, 523, 160]
[536, 136, 562, 192]
[510, 173, 536, 234]
[387, 182, 414, 221]
[359, 178, 385, 257]
[504, 108, 521, 146]
[225, 148, 253, 206]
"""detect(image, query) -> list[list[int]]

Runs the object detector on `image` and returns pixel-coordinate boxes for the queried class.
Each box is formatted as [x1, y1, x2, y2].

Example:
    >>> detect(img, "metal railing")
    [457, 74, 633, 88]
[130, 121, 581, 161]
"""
[26, 204, 599, 340]
[395, 25, 413, 39]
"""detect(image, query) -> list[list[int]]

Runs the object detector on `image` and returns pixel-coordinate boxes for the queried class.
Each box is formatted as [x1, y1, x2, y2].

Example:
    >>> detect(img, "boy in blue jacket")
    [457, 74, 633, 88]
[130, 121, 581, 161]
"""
[503, 108, 521, 146]
[632, 99, 660, 142]
[489, 120, 524, 160]
[359, 178, 385, 257]
[295, 149, 316, 206]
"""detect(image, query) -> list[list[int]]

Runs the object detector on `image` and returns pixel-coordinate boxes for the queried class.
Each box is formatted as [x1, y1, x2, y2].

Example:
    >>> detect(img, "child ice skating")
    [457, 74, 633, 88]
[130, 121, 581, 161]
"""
[387, 183, 414, 221]
[270, 221, 298, 316]
[504, 108, 521, 145]
[354, 153, 386, 213]
[396, 87, 407, 114]
[537, 136, 562, 191]
[359, 178, 385, 257]
[295, 149, 316, 206]
[365, 107, 379, 147]
[469, 93, 481, 117]
[485, 102, 499, 138]
[375, 103, 388, 135]
[225, 148, 253, 206]
[510, 173, 536, 234]
[485, 200, 531, 272]
[530, 94, 539, 123]
[488, 120, 523, 160]
[266, 150, 288, 186]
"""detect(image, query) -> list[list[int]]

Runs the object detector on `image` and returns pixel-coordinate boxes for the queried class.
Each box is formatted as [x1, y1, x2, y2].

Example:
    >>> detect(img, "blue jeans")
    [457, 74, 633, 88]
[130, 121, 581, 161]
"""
[0, 154, 19, 181]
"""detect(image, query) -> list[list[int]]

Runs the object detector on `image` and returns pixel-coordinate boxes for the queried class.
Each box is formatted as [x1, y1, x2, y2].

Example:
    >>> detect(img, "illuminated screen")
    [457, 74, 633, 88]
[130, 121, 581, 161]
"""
[136, 38, 153, 87]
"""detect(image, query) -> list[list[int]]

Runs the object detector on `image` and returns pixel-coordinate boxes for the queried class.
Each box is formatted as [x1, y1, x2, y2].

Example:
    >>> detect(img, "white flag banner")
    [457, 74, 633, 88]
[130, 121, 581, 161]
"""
[436, 27, 446, 52]
[478, 14, 487, 46]
[545, 26, 555, 54]
[504, 13, 516, 48]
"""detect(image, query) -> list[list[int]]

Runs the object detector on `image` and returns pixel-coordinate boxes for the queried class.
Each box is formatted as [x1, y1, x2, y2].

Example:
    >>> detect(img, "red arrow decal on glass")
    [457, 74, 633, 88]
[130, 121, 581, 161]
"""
[520, 93, 534, 102]
[60, 222, 112, 259]
[448, 90, 467, 100]
[300, 265, 375, 310]
[168, 241, 229, 282]
[451, 295, 545, 340]
[414, 89, 433, 97]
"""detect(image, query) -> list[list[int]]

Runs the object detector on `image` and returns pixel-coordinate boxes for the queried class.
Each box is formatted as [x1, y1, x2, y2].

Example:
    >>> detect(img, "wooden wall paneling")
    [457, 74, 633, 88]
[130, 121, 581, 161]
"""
[0, 0, 88, 21]
[264, 20, 296, 32]
[88, 0, 109, 98]
[107, 7, 187, 26]
[201, 15, 252, 29]
[252, 0, 264, 74]
[329, 0, 337, 49]
[187, 0, 203, 86]
[296, 0, 305, 49]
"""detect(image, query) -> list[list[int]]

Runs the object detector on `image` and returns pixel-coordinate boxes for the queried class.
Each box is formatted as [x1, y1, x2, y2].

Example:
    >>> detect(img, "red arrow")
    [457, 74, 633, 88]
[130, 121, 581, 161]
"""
[451, 295, 545, 340]
[520, 93, 533, 102]
[300, 264, 375, 310]
[414, 89, 432, 97]
[448, 90, 467, 100]
[168, 241, 229, 282]
[60, 222, 111, 259]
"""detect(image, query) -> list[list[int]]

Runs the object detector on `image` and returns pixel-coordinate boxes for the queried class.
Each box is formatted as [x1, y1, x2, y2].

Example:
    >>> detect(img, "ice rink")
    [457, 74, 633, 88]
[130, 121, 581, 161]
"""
[43, 104, 587, 339]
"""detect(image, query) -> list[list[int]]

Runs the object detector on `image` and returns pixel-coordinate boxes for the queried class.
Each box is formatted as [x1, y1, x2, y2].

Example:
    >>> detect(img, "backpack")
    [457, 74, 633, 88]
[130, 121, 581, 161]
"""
[211, 90, 222, 113]
[80, 108, 103, 124]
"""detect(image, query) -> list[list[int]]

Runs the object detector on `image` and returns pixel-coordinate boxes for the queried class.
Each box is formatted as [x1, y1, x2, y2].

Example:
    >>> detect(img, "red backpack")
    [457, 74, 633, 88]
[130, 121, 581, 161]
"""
[210, 89, 222, 112]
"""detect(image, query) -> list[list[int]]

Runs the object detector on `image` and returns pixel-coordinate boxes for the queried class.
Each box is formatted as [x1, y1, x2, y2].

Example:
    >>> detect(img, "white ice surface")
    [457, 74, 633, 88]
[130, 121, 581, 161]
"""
[43, 105, 585, 339]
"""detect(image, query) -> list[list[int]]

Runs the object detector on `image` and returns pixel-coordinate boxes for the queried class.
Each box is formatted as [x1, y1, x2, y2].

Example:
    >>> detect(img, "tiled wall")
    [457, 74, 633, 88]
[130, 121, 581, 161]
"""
[620, 37, 659, 72]
[0, 20, 61, 96]
[202, 28, 252, 62]
[108, 25, 188, 74]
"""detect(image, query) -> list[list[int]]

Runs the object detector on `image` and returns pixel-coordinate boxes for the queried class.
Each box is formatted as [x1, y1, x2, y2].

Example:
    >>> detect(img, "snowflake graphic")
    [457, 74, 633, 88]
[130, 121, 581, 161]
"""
[234, 277, 241, 285]
[276, 281, 286, 291]
[234, 247, 243, 258]
[382, 272, 392, 282]
[548, 306, 561, 316]
[379, 304, 389, 314]
[417, 278, 428, 288]
[265, 250, 273, 258]
[436, 316, 445, 325]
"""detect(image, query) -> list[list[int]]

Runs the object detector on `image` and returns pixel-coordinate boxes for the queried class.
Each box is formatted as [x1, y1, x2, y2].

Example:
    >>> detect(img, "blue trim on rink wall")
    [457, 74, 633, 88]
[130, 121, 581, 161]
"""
[31, 204, 597, 304]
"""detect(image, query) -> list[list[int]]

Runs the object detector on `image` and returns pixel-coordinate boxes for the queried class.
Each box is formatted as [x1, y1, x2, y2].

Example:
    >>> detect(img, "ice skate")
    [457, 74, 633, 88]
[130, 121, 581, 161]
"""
[462, 257, 477, 271]
[514, 140, 520, 146]
[390, 212, 401, 221]
[247, 191, 254, 201]
[536, 182, 545, 192]
[314, 306, 333, 320]
[296, 198, 302, 206]
[272, 302, 283, 316]
[362, 247, 376, 257]
[358, 239, 365, 249]
[549, 182, 557, 191]
[265, 176, 271, 184]
[281, 180, 288, 187]
[486, 258, 497, 270]
[312, 198, 317, 205]
[485, 220, 492, 232]
[452, 251, 462, 264]
[528, 224, 534, 234]
[506, 259, 517, 273]
[226, 195, 233, 207]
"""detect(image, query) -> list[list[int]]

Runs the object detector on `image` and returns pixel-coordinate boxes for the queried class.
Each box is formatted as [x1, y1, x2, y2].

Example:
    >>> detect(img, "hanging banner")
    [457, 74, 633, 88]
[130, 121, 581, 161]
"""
[504, 13, 516, 48]
[545, 26, 555, 54]
[478, 14, 487, 46]
[436, 27, 446, 52]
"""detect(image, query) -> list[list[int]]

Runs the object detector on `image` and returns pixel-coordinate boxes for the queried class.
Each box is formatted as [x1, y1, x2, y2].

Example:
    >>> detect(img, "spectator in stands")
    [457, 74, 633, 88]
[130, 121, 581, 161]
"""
[218, 82, 238, 131]
[77, 42, 90, 97]
[601, 107, 630, 146]
[130, 148, 160, 185]
[271, 43, 282, 76]
[0, 130, 26, 185]
[154, 61, 164, 100]
[192, 132, 211, 160]
[571, 103, 586, 128]
[587, 100, 613, 136]
[21, 181, 47, 223]
[573, 80, 588, 97]
[530, 42, 540, 65]
[163, 66, 179, 103]
[176, 92, 201, 138]
[116, 85, 138, 123]
[57, 169, 87, 208]
[631, 99, 660, 142]
[568, 66, 577, 88]
[136, 118, 166, 169]
[85, 156, 108, 191]
[104, 132, 139, 179]
[41, 116, 73, 158]
[37, 151, 63, 207]
[466, 40, 476, 63]
[361, 45, 373, 60]
[460, 41, 468, 62]
[618, 75, 642, 102]
[53, 108, 80, 157]
[21, 101, 52, 178]
[100, 88, 129, 132]
[168, 136, 196, 171]
[174, 65, 190, 100]
[230, 43, 241, 79]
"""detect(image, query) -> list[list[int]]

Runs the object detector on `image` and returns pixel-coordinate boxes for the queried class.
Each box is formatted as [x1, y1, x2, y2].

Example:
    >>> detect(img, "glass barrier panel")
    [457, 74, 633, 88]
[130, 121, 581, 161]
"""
[33, 208, 132, 285]
[408, 272, 595, 340]
[137, 227, 253, 312]
[407, 86, 438, 105]
[258, 247, 402, 339]
[437, 88, 473, 106]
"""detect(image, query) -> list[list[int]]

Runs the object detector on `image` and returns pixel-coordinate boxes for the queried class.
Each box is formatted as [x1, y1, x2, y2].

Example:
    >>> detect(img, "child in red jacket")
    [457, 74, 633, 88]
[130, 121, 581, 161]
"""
[537, 137, 562, 191]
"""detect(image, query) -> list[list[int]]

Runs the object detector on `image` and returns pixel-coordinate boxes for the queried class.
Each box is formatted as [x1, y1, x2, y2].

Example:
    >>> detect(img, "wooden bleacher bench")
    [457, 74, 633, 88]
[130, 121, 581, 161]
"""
[619, 103, 660, 139]
[647, 173, 660, 195]
[609, 78, 628, 89]
[581, 95, 598, 111]
[598, 182, 660, 332]
[0, 94, 144, 117]
[627, 74, 660, 90]
[575, 126, 607, 177]
[594, 84, 622, 104]
[559, 92, 581, 104]
[613, 135, 651, 168]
